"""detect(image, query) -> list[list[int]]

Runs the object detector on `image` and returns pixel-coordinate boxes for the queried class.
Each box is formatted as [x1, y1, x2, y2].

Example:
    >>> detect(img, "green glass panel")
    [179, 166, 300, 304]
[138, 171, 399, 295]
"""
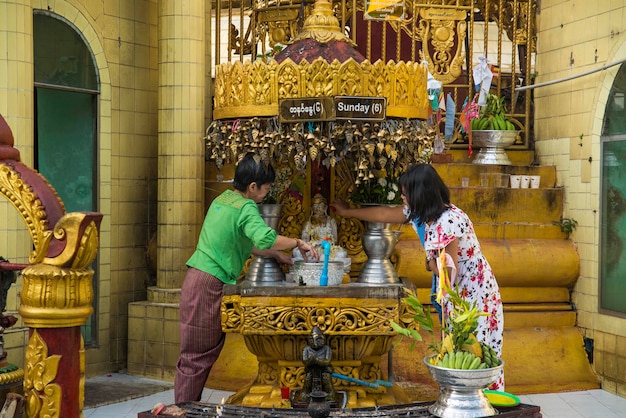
[34, 13, 98, 90]
[600, 139, 626, 314]
[36, 88, 95, 213]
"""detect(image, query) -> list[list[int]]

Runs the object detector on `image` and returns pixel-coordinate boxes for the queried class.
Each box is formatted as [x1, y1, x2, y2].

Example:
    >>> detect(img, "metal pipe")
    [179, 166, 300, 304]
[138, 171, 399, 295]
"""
[517, 57, 626, 91]
[331, 372, 379, 389]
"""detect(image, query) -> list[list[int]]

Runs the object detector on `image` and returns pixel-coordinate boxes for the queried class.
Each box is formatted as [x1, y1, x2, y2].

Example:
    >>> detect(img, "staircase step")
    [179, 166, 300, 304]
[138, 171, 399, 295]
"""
[445, 187, 563, 224]
[433, 162, 557, 188]
[473, 222, 565, 240]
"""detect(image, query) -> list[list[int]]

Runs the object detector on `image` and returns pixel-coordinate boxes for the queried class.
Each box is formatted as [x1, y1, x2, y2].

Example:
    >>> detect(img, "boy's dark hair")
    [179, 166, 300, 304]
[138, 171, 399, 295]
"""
[400, 163, 450, 224]
[233, 153, 276, 192]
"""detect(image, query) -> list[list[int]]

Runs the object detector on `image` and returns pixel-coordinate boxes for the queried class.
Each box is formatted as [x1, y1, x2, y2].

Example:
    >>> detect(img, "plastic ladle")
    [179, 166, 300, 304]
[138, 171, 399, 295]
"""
[319, 239, 331, 286]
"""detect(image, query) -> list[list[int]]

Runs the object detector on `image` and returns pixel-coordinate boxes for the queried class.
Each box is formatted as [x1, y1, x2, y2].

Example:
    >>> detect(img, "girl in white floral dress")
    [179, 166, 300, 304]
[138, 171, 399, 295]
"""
[423, 204, 504, 390]
[331, 163, 504, 390]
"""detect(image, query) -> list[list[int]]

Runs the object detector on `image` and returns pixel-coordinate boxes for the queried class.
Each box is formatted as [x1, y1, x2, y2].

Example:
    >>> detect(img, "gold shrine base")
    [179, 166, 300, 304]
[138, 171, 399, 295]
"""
[221, 282, 411, 408]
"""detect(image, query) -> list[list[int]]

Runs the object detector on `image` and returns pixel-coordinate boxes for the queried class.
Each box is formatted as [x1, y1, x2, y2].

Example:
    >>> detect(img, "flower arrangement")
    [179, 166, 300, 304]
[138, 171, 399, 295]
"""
[350, 168, 403, 205]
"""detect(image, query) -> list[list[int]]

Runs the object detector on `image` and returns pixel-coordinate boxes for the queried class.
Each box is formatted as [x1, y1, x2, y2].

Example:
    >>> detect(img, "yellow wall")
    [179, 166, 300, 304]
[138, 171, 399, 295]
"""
[534, 0, 626, 397]
[0, 0, 159, 376]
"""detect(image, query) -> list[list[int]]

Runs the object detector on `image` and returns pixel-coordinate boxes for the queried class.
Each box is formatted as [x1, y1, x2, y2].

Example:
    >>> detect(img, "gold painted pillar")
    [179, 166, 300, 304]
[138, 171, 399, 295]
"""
[155, 0, 206, 291]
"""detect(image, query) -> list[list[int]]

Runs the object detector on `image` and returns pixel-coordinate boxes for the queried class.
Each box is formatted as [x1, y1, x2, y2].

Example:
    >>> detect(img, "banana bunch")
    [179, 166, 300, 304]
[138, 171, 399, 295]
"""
[428, 333, 500, 370]
[479, 342, 501, 368]
[433, 350, 486, 370]
[427, 342, 501, 370]
[470, 93, 516, 131]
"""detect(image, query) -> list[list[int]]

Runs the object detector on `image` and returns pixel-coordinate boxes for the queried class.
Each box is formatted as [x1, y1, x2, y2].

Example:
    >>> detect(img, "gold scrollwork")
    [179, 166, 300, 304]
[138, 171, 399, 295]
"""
[280, 364, 304, 387]
[417, 8, 467, 84]
[240, 303, 398, 334]
[257, 361, 280, 384]
[222, 294, 243, 332]
[24, 330, 62, 418]
[43, 213, 100, 269]
[0, 163, 58, 264]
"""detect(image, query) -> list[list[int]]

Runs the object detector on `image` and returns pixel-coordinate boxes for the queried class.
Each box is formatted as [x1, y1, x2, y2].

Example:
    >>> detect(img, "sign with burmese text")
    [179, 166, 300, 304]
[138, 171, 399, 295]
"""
[334, 96, 386, 121]
[279, 97, 335, 122]
[364, 0, 404, 21]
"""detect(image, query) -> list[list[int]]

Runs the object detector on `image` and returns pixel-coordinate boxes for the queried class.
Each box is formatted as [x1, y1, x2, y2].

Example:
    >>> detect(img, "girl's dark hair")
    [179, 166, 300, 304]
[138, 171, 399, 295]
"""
[233, 153, 276, 192]
[399, 163, 450, 224]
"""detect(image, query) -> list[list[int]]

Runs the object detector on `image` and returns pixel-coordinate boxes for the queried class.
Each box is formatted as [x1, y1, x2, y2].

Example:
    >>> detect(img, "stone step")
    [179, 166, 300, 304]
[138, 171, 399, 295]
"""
[433, 162, 557, 188]
[448, 187, 563, 224]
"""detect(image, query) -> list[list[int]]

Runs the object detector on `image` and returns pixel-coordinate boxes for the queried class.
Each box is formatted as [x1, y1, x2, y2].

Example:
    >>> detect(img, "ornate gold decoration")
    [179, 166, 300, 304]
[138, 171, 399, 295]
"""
[222, 294, 243, 332]
[416, 8, 467, 84]
[213, 58, 429, 120]
[24, 330, 62, 418]
[279, 192, 306, 238]
[223, 294, 398, 335]
[19, 263, 95, 328]
[222, 288, 404, 407]
[0, 163, 61, 264]
[241, 302, 397, 334]
[256, 7, 300, 48]
[206, 118, 434, 185]
[292, 0, 355, 45]
[43, 213, 101, 269]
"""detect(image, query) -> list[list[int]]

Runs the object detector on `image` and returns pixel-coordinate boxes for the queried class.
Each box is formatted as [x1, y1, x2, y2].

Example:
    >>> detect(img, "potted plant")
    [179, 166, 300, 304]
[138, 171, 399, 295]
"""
[390, 274, 503, 417]
[469, 93, 518, 165]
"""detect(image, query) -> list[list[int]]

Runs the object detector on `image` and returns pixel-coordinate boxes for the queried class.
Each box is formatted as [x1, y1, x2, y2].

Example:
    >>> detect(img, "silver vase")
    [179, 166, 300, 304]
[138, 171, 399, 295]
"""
[472, 130, 518, 165]
[357, 221, 402, 284]
[423, 355, 504, 418]
[245, 203, 286, 285]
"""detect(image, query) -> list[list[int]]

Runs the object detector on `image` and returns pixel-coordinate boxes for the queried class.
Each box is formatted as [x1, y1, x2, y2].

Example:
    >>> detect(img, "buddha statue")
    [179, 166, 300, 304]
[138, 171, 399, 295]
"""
[294, 194, 350, 273]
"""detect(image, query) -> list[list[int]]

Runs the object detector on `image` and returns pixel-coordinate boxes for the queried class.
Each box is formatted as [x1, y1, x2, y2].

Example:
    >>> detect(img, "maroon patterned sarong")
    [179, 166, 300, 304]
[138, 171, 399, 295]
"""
[174, 268, 225, 402]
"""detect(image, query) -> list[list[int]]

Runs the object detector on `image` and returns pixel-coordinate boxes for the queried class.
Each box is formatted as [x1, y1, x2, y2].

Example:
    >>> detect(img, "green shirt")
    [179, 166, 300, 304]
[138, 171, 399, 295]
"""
[186, 189, 277, 284]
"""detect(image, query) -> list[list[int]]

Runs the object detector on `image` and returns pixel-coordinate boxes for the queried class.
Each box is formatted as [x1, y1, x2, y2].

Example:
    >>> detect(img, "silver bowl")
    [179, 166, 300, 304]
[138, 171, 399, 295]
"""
[424, 354, 504, 418]
[472, 130, 518, 165]
[291, 261, 344, 286]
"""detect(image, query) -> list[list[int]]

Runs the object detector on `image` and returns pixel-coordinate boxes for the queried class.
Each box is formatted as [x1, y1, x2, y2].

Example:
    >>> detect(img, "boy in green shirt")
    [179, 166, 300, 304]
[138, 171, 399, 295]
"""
[175, 153, 318, 402]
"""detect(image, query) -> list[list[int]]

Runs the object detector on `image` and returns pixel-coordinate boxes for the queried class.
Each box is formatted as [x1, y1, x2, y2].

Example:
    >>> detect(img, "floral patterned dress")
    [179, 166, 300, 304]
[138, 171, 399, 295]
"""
[422, 204, 505, 390]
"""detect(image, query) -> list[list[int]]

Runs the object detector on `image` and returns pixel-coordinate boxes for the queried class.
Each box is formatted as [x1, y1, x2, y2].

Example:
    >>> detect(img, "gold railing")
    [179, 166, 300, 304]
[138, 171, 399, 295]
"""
[211, 0, 536, 148]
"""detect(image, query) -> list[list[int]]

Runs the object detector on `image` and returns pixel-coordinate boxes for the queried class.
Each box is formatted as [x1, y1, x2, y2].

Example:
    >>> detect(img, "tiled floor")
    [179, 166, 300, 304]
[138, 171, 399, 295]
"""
[83, 378, 626, 418]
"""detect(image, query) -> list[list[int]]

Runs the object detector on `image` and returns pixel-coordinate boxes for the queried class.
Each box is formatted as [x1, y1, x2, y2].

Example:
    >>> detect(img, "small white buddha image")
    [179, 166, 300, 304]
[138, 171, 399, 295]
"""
[294, 193, 351, 273]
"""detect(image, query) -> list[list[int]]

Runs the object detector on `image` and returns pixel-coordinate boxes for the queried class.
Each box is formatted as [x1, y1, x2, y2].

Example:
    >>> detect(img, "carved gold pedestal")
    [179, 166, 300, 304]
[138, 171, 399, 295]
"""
[222, 282, 411, 408]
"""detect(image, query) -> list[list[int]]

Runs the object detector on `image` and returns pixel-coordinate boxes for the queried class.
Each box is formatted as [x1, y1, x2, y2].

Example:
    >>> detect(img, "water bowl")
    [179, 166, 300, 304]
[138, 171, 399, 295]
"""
[292, 261, 344, 286]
